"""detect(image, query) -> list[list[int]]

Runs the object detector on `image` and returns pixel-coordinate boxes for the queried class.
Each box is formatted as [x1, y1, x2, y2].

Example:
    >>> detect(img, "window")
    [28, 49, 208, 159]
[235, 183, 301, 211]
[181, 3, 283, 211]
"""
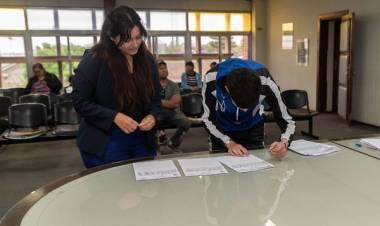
[201, 36, 219, 54]
[69, 36, 94, 56]
[231, 35, 249, 59]
[0, 63, 28, 88]
[27, 9, 55, 30]
[137, 11, 147, 28]
[165, 60, 185, 82]
[221, 36, 229, 54]
[157, 36, 185, 54]
[0, 9, 25, 30]
[58, 10, 92, 30]
[150, 12, 186, 31]
[62, 61, 78, 86]
[39, 62, 59, 76]
[95, 10, 104, 30]
[0, 37, 25, 57]
[200, 13, 226, 31]
[201, 59, 219, 75]
[230, 13, 251, 31]
[189, 12, 251, 32]
[191, 36, 199, 54]
[60, 36, 69, 56]
[32, 37, 57, 56]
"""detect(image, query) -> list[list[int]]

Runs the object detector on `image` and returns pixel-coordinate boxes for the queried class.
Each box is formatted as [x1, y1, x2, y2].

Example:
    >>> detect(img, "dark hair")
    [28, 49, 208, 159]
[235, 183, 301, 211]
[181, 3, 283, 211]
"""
[32, 63, 45, 71]
[157, 60, 167, 67]
[185, 61, 194, 67]
[225, 68, 261, 109]
[91, 6, 154, 111]
[210, 62, 217, 67]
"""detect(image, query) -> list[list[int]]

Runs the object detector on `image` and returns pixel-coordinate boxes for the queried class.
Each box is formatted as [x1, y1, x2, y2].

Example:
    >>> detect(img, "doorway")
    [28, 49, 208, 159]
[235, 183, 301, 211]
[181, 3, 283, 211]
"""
[316, 10, 355, 124]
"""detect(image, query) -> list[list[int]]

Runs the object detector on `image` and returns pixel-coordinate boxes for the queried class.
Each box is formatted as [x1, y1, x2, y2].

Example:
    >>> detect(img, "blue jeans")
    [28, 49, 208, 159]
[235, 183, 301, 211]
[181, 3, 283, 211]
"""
[80, 126, 156, 168]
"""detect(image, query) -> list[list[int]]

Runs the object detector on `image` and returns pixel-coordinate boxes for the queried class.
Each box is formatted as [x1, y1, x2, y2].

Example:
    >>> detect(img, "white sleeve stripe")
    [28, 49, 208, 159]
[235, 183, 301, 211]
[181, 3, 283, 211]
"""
[201, 74, 231, 144]
[260, 76, 296, 140]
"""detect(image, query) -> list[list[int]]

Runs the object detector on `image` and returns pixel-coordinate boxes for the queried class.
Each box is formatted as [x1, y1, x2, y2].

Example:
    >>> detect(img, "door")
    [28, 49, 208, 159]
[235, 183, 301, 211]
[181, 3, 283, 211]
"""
[337, 12, 355, 123]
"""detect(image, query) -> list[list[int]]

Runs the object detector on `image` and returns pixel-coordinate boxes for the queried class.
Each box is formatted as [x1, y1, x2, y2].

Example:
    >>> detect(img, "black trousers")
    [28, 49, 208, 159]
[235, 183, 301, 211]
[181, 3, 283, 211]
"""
[209, 122, 264, 152]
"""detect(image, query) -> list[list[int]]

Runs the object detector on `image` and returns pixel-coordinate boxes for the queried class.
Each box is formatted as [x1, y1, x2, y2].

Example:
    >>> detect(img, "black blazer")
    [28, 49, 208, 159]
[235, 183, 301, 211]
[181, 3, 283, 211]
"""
[72, 52, 161, 156]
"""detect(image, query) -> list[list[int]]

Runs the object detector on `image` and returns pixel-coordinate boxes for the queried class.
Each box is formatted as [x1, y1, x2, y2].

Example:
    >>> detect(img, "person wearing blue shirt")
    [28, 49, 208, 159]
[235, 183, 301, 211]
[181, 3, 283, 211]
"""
[180, 61, 202, 92]
[202, 58, 296, 157]
[72, 6, 161, 168]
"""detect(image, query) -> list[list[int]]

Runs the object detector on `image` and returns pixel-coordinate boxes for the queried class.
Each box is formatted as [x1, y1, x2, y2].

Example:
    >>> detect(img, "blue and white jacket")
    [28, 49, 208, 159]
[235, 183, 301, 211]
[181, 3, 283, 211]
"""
[201, 58, 295, 145]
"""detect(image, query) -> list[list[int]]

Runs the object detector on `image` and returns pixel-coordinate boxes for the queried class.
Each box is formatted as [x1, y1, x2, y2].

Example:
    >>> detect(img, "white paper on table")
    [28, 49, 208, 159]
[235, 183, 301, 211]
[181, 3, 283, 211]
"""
[178, 157, 228, 176]
[217, 154, 274, 173]
[133, 160, 181, 181]
[360, 138, 380, 150]
[289, 139, 339, 156]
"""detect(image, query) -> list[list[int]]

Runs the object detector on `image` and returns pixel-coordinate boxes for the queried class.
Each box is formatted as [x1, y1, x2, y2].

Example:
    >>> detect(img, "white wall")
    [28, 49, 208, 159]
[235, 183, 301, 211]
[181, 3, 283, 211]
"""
[116, 0, 251, 12]
[252, 0, 267, 64]
[265, 0, 380, 126]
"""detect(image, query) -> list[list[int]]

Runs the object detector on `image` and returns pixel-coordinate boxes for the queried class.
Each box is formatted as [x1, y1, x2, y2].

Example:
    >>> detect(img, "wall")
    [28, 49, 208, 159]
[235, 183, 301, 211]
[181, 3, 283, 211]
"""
[266, 0, 380, 126]
[116, 0, 251, 12]
[0, 0, 103, 8]
[252, 0, 267, 64]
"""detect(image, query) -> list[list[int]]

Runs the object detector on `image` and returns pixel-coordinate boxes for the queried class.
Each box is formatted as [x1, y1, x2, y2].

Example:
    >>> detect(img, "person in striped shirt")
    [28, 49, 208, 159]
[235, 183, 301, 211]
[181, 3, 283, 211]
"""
[180, 61, 202, 92]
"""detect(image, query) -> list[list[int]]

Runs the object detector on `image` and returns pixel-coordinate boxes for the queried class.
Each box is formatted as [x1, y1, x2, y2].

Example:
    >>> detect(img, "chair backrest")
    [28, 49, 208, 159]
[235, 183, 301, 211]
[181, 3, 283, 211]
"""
[54, 101, 80, 124]
[281, 89, 309, 110]
[3, 88, 27, 104]
[8, 103, 47, 128]
[57, 93, 72, 103]
[0, 96, 11, 117]
[19, 94, 51, 111]
[181, 93, 203, 117]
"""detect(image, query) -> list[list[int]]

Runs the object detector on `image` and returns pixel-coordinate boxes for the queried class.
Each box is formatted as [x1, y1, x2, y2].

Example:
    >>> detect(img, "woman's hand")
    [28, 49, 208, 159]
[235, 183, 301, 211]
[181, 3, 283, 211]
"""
[113, 113, 139, 134]
[139, 115, 156, 131]
[226, 140, 248, 156]
[269, 139, 288, 158]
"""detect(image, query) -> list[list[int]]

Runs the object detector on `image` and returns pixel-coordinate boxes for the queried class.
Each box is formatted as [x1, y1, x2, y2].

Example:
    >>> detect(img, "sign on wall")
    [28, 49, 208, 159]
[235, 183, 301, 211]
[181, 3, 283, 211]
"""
[282, 22, 293, 50]
[296, 38, 309, 66]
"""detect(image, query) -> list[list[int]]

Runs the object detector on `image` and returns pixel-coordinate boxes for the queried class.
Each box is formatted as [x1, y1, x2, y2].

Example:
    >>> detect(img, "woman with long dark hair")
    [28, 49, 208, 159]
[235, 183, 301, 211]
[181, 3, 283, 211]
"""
[72, 6, 161, 168]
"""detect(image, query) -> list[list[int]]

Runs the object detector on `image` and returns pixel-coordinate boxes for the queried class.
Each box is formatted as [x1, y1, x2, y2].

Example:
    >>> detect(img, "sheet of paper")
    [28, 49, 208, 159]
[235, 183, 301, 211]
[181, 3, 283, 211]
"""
[360, 138, 380, 150]
[133, 160, 181, 181]
[289, 139, 339, 156]
[178, 157, 228, 176]
[217, 154, 274, 173]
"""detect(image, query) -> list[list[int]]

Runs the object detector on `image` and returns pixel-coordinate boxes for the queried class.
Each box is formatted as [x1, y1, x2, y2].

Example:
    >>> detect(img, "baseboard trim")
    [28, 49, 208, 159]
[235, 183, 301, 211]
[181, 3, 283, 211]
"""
[351, 120, 380, 129]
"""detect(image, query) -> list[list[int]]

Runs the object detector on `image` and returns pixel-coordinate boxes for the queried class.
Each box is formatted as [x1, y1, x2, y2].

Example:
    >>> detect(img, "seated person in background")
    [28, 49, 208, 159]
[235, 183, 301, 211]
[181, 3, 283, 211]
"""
[202, 58, 295, 157]
[26, 63, 62, 95]
[180, 61, 202, 92]
[158, 60, 191, 150]
[209, 61, 217, 71]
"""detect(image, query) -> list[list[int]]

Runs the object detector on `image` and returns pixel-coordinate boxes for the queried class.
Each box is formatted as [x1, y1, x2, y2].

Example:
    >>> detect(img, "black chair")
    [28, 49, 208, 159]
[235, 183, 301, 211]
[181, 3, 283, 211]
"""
[0, 96, 11, 119]
[19, 94, 51, 117]
[53, 101, 80, 136]
[3, 88, 27, 104]
[281, 89, 319, 139]
[181, 93, 204, 127]
[5, 103, 48, 140]
[181, 93, 203, 117]
[56, 93, 72, 103]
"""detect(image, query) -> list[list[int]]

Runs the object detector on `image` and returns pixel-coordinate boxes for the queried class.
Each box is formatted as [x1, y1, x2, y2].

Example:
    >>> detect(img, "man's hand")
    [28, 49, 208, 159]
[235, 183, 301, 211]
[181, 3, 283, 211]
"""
[139, 115, 156, 131]
[114, 113, 139, 134]
[226, 140, 248, 156]
[269, 139, 288, 158]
